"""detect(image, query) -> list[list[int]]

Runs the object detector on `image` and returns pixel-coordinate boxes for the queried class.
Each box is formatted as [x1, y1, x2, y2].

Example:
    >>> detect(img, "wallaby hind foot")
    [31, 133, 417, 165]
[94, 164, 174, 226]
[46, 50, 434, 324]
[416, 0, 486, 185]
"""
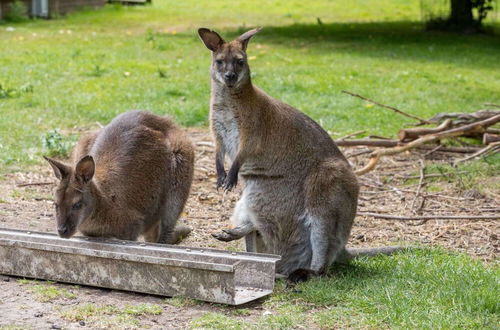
[287, 269, 321, 284]
[287, 246, 410, 283]
[211, 222, 254, 242]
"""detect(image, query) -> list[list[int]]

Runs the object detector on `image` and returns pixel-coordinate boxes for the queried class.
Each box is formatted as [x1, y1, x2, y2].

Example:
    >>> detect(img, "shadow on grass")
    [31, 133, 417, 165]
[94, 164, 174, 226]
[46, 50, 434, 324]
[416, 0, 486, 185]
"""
[223, 21, 500, 70]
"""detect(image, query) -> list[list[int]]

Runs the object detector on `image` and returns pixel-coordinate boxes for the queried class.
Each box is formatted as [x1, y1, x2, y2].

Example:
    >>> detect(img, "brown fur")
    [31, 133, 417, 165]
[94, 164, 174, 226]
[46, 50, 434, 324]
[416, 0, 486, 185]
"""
[199, 28, 360, 279]
[45, 110, 194, 243]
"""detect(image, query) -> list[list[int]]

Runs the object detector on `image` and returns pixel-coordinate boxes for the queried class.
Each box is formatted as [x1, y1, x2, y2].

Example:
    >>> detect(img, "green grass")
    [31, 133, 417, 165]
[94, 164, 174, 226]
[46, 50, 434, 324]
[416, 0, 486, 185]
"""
[190, 248, 499, 329]
[60, 303, 163, 328]
[18, 279, 77, 302]
[424, 153, 500, 193]
[1, 0, 499, 173]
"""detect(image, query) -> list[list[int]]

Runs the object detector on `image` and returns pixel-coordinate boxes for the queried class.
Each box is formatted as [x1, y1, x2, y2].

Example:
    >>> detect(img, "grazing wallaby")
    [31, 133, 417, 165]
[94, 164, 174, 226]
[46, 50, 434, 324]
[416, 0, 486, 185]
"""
[198, 28, 401, 282]
[44, 110, 194, 244]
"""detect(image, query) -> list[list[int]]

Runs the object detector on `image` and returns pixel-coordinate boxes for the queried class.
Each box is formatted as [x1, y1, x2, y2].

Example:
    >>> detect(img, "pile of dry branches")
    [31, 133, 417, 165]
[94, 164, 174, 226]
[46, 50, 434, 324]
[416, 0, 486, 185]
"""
[337, 91, 500, 175]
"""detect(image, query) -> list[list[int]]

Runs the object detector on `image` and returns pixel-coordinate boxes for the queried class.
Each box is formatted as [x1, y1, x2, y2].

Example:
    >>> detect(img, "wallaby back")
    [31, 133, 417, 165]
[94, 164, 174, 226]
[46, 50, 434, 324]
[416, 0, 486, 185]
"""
[45, 110, 194, 243]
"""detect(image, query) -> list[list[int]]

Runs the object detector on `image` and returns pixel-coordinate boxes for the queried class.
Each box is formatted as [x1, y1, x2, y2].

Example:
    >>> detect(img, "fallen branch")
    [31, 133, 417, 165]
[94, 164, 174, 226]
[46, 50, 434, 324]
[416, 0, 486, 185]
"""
[335, 139, 481, 153]
[400, 171, 468, 180]
[484, 103, 500, 108]
[422, 145, 443, 157]
[341, 90, 430, 124]
[337, 130, 365, 140]
[410, 159, 425, 212]
[398, 119, 453, 142]
[453, 142, 500, 165]
[346, 149, 372, 158]
[16, 182, 54, 187]
[357, 212, 499, 221]
[483, 133, 500, 145]
[355, 114, 500, 175]
[427, 110, 500, 125]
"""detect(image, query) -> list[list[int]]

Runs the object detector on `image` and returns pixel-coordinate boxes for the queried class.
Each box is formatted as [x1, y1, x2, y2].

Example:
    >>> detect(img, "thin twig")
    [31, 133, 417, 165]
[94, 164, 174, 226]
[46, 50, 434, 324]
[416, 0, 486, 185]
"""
[410, 159, 426, 212]
[16, 182, 54, 187]
[453, 142, 500, 165]
[422, 145, 443, 157]
[368, 135, 392, 140]
[196, 141, 215, 148]
[341, 90, 431, 124]
[337, 130, 366, 140]
[347, 149, 372, 158]
[400, 171, 468, 180]
[484, 103, 500, 108]
[336, 139, 481, 153]
[357, 212, 499, 221]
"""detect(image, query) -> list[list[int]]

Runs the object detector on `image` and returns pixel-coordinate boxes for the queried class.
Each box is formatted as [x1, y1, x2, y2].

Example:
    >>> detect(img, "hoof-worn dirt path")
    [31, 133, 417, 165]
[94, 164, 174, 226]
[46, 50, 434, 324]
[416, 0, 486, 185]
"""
[1, 128, 498, 329]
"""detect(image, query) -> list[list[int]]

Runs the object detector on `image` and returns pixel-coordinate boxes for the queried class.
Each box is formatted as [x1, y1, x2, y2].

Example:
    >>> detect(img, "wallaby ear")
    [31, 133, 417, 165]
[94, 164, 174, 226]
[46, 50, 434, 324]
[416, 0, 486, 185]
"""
[44, 156, 70, 180]
[198, 28, 225, 52]
[75, 155, 95, 184]
[236, 27, 262, 51]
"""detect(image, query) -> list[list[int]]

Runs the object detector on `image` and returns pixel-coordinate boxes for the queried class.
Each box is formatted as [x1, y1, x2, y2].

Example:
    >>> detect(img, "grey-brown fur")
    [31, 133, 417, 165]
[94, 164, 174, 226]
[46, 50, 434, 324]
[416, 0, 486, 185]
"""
[44, 110, 194, 244]
[198, 28, 360, 279]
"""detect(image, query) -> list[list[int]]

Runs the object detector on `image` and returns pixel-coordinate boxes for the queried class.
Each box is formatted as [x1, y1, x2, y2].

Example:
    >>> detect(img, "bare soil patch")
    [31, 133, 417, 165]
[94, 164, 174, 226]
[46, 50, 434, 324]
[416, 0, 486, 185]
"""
[0, 128, 498, 329]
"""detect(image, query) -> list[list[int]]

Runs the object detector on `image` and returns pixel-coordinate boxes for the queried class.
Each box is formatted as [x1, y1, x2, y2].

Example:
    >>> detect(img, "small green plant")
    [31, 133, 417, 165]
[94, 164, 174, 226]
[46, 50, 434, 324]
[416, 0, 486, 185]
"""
[157, 67, 168, 78]
[31, 284, 76, 302]
[122, 303, 162, 316]
[190, 312, 246, 329]
[0, 83, 19, 99]
[0, 82, 33, 99]
[5, 0, 28, 22]
[41, 129, 72, 158]
[88, 64, 107, 77]
[61, 303, 161, 328]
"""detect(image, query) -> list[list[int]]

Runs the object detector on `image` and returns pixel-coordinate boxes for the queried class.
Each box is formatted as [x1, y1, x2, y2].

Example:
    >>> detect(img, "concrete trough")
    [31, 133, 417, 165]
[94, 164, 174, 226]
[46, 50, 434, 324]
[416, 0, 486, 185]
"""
[0, 228, 280, 305]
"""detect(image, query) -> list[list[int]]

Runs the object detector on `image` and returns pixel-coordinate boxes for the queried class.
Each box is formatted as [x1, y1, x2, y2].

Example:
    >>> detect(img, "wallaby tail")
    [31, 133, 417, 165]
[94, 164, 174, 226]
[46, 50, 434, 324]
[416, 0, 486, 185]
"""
[337, 246, 409, 263]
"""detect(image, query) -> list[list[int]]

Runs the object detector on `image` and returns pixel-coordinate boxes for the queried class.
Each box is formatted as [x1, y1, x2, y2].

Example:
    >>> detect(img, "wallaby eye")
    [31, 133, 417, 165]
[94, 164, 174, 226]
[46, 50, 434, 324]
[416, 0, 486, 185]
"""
[237, 59, 245, 65]
[72, 201, 83, 210]
[215, 59, 223, 65]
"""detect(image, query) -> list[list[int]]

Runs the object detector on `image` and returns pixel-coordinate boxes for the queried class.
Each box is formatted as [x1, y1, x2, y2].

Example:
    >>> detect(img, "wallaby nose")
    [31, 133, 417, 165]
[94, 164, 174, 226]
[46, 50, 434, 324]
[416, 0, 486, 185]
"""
[224, 72, 237, 81]
[57, 225, 68, 236]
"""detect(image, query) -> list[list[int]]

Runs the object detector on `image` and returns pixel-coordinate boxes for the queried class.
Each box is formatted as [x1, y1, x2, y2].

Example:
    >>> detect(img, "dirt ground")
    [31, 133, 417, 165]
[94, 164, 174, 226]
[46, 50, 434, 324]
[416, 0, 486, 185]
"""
[0, 128, 498, 329]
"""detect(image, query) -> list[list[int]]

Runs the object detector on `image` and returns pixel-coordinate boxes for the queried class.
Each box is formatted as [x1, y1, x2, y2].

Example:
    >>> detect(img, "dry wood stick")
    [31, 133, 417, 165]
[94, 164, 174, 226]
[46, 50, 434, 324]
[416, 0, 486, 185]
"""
[368, 135, 392, 140]
[400, 171, 468, 180]
[453, 142, 500, 165]
[410, 159, 426, 212]
[483, 133, 500, 145]
[196, 141, 215, 147]
[346, 149, 372, 158]
[341, 90, 431, 124]
[398, 119, 453, 142]
[355, 114, 500, 175]
[423, 145, 443, 157]
[16, 182, 54, 187]
[337, 130, 366, 140]
[484, 103, 500, 108]
[357, 212, 499, 221]
[336, 139, 481, 153]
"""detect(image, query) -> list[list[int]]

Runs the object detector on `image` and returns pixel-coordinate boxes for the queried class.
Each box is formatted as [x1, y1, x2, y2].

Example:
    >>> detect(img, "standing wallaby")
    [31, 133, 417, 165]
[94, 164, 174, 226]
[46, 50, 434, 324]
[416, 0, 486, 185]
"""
[199, 28, 401, 282]
[44, 110, 194, 244]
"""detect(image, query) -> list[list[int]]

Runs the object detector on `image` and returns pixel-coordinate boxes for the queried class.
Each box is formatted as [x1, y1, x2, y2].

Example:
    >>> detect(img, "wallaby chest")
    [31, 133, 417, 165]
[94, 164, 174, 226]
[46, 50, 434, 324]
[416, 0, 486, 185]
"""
[211, 102, 240, 161]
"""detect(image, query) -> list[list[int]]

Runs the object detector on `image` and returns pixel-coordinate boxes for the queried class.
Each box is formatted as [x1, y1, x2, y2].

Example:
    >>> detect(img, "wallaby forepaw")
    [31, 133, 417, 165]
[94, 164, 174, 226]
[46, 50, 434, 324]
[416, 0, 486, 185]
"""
[216, 173, 226, 190]
[222, 173, 238, 192]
